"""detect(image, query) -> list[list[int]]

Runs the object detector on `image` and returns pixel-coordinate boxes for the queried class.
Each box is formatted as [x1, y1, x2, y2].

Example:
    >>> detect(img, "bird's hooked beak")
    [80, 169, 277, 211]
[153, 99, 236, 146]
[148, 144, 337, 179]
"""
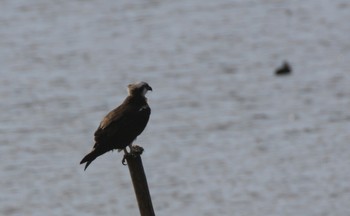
[140, 83, 152, 96]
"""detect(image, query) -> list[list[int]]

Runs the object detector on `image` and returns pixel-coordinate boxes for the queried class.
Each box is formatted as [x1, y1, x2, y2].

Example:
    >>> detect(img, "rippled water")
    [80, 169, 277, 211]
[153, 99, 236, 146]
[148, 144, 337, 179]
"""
[1, 0, 350, 215]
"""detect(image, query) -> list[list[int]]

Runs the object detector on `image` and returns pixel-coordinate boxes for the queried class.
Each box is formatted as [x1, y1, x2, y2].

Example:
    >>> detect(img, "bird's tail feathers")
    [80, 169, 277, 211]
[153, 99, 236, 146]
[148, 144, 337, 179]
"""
[80, 149, 99, 171]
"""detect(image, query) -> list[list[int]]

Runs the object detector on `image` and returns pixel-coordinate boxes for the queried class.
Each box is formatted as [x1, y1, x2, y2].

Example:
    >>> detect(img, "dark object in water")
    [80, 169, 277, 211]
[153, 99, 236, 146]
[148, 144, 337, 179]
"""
[275, 61, 292, 75]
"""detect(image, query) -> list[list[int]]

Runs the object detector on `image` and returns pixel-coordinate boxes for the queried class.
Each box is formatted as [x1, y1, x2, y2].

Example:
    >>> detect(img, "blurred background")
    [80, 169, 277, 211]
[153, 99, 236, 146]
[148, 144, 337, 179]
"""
[1, 0, 350, 215]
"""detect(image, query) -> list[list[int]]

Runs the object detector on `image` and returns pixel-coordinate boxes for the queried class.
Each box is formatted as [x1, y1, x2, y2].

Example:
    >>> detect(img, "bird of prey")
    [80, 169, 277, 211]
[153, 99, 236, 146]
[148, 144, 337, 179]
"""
[80, 82, 152, 170]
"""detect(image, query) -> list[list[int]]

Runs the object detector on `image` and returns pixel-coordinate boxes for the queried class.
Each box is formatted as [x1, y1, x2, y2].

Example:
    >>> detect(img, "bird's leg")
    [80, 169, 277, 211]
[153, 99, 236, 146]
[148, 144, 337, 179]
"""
[121, 145, 143, 165]
[128, 144, 133, 153]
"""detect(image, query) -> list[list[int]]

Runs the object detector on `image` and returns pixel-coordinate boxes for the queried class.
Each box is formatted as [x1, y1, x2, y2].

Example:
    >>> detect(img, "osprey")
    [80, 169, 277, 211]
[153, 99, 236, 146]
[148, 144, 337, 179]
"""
[80, 82, 152, 170]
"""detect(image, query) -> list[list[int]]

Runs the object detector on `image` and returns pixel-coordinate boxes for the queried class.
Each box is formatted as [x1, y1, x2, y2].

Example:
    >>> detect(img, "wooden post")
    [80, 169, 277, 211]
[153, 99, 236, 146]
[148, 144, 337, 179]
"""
[124, 145, 155, 216]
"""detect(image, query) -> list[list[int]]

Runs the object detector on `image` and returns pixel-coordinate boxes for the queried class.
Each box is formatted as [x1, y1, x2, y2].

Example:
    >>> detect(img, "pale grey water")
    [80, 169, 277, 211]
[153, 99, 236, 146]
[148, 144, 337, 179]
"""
[1, 0, 350, 215]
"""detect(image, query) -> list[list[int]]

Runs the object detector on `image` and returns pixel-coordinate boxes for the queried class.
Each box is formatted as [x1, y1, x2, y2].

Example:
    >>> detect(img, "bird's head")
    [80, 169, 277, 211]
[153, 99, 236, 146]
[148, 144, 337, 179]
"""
[127, 81, 152, 97]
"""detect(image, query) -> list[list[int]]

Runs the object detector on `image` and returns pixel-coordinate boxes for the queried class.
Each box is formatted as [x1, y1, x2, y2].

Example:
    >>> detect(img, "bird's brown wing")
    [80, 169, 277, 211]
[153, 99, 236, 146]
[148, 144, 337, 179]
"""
[93, 103, 150, 149]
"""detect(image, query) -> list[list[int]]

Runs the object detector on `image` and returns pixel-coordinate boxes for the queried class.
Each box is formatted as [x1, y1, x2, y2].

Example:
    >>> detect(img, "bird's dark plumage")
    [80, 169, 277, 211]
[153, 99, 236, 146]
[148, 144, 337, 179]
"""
[275, 61, 292, 75]
[80, 82, 152, 170]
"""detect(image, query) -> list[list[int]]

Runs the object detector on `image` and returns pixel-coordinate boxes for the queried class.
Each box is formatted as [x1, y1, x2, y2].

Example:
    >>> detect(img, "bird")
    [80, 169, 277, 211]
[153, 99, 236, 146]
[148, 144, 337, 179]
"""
[80, 81, 152, 170]
[275, 61, 292, 75]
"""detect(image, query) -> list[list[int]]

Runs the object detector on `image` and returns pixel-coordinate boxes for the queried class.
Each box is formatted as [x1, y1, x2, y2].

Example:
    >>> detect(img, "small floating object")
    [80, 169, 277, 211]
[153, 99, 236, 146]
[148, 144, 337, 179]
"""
[275, 61, 292, 76]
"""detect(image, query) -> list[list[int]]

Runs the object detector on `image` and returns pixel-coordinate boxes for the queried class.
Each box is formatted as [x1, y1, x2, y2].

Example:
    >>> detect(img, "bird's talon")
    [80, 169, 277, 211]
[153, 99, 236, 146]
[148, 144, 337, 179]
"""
[122, 155, 127, 165]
